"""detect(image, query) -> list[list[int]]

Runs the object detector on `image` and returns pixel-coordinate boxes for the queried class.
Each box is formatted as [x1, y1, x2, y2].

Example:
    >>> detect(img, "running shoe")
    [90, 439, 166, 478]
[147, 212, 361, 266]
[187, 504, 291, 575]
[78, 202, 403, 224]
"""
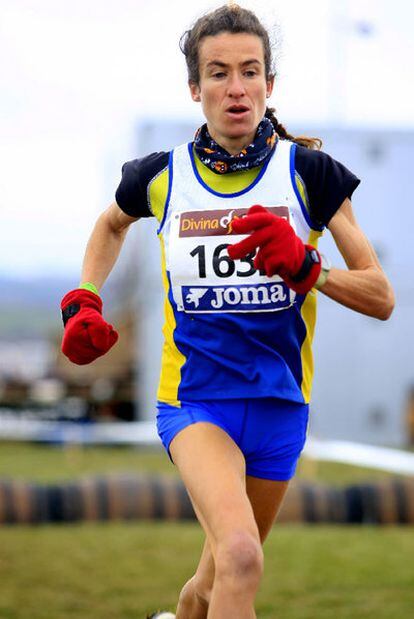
[147, 613, 176, 619]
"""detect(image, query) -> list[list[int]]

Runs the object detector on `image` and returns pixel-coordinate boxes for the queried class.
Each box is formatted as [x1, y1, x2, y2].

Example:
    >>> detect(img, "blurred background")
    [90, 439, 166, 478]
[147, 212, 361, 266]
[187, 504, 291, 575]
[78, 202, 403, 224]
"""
[1, 1, 414, 616]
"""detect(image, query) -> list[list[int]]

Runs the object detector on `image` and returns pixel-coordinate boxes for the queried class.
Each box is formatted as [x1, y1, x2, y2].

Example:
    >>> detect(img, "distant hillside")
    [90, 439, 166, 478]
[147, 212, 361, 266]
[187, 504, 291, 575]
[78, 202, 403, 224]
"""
[0, 276, 76, 338]
[0, 276, 76, 307]
[0, 275, 134, 339]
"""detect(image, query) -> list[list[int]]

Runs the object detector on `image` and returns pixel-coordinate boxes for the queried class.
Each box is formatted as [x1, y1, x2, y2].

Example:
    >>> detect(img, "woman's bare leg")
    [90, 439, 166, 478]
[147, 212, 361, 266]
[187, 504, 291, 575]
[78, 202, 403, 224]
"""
[175, 540, 214, 619]
[176, 475, 289, 618]
[171, 422, 290, 619]
[170, 422, 260, 618]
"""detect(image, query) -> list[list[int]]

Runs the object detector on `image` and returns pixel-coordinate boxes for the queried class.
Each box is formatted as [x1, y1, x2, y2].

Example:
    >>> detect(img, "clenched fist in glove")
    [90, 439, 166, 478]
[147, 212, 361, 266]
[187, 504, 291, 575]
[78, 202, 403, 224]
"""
[227, 204, 322, 295]
[60, 288, 118, 365]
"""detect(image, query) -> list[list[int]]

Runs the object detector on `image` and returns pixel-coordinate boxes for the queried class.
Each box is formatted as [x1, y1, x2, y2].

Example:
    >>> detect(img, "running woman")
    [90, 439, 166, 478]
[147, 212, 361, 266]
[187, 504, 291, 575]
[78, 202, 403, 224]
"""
[60, 5, 394, 618]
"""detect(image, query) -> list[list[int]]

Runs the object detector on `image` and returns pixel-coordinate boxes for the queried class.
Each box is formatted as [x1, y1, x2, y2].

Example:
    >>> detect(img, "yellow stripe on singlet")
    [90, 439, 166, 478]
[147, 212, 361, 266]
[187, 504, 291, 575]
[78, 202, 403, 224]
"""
[297, 169, 323, 402]
[156, 234, 186, 406]
[299, 234, 321, 403]
[149, 167, 169, 222]
[150, 163, 186, 404]
[295, 173, 323, 403]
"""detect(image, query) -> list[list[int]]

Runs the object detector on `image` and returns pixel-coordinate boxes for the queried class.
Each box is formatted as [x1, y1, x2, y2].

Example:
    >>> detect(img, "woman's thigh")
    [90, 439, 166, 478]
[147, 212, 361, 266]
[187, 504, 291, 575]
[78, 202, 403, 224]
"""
[169, 421, 259, 554]
[246, 475, 290, 541]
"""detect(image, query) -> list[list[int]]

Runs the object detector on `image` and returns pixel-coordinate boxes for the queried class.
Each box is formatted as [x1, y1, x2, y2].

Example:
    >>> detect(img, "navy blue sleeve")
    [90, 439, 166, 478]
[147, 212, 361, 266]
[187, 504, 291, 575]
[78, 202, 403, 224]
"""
[115, 151, 170, 218]
[295, 145, 361, 228]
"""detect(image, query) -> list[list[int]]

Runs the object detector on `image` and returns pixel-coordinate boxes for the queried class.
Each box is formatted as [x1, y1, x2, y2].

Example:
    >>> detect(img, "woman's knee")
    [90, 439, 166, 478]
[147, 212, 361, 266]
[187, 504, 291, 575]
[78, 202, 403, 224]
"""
[215, 530, 263, 584]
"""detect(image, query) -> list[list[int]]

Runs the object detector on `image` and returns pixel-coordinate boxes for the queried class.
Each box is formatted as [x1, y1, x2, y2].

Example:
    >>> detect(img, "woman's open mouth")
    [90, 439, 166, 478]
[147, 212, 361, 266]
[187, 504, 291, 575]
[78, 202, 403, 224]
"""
[225, 105, 250, 120]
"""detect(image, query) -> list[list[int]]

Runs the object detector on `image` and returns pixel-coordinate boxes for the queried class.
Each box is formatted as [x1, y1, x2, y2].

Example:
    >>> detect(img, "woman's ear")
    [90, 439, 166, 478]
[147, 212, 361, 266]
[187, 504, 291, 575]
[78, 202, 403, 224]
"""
[189, 80, 201, 102]
[266, 75, 275, 98]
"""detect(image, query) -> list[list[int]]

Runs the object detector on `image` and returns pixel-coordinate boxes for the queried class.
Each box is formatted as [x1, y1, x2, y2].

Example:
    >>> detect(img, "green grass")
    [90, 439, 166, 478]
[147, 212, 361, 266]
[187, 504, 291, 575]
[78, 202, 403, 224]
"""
[0, 442, 411, 618]
[0, 441, 398, 485]
[0, 442, 175, 482]
[0, 522, 413, 618]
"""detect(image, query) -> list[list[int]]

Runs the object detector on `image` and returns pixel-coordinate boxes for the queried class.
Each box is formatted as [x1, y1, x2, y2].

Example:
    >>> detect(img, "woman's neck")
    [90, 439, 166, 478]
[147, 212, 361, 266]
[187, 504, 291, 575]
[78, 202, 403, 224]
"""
[206, 126, 256, 155]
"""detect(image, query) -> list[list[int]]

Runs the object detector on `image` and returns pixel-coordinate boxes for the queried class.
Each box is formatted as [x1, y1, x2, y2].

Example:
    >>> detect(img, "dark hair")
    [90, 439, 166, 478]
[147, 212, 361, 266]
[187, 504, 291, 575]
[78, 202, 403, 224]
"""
[180, 4, 322, 150]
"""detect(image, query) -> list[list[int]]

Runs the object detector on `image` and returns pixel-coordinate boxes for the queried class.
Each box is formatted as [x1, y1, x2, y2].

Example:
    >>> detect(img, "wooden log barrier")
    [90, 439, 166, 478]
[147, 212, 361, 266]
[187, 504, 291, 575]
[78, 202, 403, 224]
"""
[0, 476, 413, 525]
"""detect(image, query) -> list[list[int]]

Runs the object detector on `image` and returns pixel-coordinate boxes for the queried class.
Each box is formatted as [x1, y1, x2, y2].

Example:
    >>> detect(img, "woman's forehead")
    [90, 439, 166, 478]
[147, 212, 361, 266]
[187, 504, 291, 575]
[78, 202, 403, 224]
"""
[198, 32, 265, 68]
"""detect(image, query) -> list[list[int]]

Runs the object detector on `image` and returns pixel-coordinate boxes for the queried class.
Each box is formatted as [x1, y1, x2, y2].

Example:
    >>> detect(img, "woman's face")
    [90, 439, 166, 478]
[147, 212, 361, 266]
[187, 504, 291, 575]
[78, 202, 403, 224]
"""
[190, 32, 274, 154]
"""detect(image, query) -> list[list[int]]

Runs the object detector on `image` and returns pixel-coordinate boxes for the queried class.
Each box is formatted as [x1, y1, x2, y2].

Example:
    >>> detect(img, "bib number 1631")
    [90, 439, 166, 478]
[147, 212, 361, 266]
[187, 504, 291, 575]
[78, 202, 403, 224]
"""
[189, 243, 263, 278]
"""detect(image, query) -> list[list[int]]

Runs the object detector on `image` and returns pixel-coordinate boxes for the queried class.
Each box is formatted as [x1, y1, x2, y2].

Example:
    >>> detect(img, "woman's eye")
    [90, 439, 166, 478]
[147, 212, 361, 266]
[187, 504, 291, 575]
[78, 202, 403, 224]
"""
[212, 72, 225, 79]
[245, 70, 257, 77]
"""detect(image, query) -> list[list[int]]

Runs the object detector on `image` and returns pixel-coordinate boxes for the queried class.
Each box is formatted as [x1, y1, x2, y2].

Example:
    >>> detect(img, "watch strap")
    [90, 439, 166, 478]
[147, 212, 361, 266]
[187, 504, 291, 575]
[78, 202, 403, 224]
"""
[314, 254, 331, 290]
[291, 248, 321, 283]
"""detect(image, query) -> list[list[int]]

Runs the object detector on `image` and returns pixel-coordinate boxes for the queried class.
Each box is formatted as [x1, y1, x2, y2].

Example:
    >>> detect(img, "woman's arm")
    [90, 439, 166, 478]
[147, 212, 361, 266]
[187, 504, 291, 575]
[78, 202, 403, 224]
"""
[319, 198, 395, 320]
[80, 202, 139, 290]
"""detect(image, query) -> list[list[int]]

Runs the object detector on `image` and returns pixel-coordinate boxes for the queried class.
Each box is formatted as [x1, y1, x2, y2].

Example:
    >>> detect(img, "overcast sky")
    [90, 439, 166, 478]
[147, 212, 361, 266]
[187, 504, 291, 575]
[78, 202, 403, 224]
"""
[1, 0, 413, 279]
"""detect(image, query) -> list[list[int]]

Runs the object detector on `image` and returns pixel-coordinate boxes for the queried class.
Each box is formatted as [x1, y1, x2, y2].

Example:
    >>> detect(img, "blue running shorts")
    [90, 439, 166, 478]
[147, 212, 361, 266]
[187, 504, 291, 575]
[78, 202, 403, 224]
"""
[156, 398, 309, 481]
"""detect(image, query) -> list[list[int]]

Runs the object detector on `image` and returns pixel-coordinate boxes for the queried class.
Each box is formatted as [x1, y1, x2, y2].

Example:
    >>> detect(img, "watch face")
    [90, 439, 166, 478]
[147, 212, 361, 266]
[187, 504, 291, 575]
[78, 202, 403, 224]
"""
[310, 249, 321, 264]
[320, 254, 331, 271]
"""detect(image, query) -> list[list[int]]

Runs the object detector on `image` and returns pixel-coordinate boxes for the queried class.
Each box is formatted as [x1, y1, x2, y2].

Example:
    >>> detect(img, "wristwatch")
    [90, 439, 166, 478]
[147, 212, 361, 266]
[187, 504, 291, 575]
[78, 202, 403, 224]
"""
[314, 253, 331, 290]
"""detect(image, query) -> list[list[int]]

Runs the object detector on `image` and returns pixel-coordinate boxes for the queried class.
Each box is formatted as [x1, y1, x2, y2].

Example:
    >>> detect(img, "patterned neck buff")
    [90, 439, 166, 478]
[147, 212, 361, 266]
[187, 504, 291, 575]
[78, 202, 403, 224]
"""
[194, 117, 277, 174]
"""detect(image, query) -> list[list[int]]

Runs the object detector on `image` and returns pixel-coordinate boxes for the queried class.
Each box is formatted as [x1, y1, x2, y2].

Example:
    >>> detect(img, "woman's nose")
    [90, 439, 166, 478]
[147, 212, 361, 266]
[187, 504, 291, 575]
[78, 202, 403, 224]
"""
[227, 73, 246, 97]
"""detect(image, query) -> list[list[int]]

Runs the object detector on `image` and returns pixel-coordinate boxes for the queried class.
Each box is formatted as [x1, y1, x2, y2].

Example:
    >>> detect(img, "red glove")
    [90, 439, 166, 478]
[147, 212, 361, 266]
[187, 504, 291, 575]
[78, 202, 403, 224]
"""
[227, 205, 321, 294]
[60, 289, 118, 365]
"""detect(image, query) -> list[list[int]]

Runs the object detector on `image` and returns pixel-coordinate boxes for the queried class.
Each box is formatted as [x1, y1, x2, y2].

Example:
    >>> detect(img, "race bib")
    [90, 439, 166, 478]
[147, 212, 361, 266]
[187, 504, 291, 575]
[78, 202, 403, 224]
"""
[168, 206, 296, 313]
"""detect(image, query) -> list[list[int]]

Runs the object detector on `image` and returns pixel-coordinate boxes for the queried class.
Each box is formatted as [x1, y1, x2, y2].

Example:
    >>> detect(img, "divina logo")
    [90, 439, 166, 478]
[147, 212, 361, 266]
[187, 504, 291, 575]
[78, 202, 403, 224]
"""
[179, 206, 290, 238]
[219, 209, 236, 233]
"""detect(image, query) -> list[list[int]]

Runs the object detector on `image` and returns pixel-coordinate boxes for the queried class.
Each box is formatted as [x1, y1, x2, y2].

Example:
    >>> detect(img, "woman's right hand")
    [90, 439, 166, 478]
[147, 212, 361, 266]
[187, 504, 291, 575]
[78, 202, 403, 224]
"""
[227, 204, 322, 294]
[60, 289, 118, 365]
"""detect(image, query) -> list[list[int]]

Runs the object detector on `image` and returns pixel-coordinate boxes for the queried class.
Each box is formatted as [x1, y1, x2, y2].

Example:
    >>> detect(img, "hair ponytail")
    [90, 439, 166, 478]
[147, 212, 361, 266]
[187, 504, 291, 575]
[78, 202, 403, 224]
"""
[265, 108, 322, 150]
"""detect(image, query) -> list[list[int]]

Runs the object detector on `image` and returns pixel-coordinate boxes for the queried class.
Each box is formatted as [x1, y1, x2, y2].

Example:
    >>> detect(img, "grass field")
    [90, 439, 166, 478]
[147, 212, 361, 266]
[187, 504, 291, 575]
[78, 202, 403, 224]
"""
[0, 442, 413, 618]
[0, 441, 400, 485]
[1, 522, 413, 618]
